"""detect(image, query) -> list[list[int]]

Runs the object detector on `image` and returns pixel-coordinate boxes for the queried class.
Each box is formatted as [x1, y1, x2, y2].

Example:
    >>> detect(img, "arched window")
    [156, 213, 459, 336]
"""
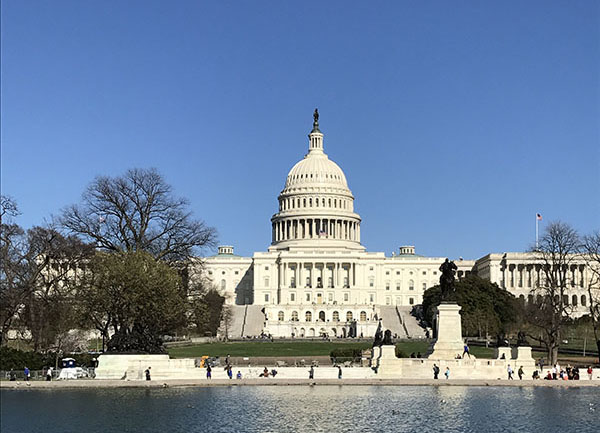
[278, 311, 285, 321]
[563, 295, 569, 305]
[220, 279, 226, 290]
[346, 311, 353, 321]
[305, 311, 312, 322]
[519, 295, 525, 305]
[409, 280, 414, 291]
[291, 311, 299, 321]
[409, 297, 414, 305]
[572, 295, 578, 306]
[360, 311, 367, 321]
[581, 295, 587, 306]
[528, 294, 534, 304]
[319, 311, 326, 321]
[332, 311, 339, 321]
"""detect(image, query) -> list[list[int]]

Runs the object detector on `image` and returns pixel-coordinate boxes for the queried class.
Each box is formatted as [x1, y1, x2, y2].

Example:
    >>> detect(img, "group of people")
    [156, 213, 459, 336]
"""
[204, 354, 243, 380]
[537, 363, 590, 381]
[9, 366, 51, 381]
[259, 367, 278, 377]
[432, 364, 451, 379]
[506, 364, 525, 380]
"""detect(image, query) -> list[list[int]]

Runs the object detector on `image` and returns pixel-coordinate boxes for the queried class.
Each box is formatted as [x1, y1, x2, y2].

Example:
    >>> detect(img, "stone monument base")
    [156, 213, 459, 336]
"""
[427, 303, 472, 360]
[372, 345, 404, 377]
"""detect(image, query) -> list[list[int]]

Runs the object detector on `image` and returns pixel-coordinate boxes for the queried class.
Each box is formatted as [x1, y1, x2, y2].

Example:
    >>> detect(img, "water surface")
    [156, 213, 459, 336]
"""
[2, 386, 599, 432]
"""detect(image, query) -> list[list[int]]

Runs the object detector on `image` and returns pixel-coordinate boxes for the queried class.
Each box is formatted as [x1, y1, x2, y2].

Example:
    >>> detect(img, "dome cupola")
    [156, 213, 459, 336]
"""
[269, 110, 363, 252]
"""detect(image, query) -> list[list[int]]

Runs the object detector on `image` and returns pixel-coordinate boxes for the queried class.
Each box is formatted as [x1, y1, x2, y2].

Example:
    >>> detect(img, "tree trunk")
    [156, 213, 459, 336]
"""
[549, 345, 559, 366]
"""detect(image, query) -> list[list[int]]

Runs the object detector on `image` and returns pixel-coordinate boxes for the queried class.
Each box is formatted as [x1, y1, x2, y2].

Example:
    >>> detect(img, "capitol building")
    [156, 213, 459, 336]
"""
[198, 111, 592, 339]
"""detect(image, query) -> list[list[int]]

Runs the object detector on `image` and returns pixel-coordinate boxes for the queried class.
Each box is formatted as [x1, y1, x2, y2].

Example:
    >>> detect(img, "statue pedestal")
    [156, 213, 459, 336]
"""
[427, 303, 467, 360]
[372, 345, 403, 377]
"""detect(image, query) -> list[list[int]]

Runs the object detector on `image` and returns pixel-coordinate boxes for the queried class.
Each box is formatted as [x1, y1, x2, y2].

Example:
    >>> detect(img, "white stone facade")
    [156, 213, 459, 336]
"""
[198, 113, 594, 338]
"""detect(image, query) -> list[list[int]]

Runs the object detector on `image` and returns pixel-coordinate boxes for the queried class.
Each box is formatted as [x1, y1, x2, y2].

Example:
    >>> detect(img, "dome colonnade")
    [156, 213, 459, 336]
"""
[269, 110, 363, 250]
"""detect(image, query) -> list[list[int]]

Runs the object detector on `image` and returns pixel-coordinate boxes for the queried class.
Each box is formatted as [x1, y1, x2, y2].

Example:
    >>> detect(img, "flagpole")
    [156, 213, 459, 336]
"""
[535, 214, 539, 251]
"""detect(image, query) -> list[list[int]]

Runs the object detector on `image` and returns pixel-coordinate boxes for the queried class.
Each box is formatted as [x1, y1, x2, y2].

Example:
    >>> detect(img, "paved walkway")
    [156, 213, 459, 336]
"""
[2, 378, 598, 389]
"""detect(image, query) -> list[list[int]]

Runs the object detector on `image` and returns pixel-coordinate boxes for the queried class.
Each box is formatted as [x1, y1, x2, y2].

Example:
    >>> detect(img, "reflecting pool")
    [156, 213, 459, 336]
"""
[2, 386, 599, 432]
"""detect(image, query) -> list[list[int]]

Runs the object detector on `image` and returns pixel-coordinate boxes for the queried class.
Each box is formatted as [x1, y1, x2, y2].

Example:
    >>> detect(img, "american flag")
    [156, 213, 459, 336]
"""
[536, 213, 542, 221]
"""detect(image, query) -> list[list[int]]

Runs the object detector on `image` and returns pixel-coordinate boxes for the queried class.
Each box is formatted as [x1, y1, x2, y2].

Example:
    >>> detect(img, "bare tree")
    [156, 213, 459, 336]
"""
[525, 221, 580, 365]
[1, 196, 92, 347]
[219, 304, 234, 342]
[60, 168, 217, 263]
[23, 227, 93, 351]
[0, 196, 28, 344]
[582, 231, 600, 362]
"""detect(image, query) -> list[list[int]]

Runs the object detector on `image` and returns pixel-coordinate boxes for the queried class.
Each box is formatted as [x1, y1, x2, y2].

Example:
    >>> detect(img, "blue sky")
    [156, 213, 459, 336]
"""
[1, 0, 598, 260]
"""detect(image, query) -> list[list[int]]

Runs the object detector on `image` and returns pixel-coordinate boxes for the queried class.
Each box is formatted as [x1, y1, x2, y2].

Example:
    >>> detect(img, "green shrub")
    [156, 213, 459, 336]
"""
[330, 347, 362, 360]
[0, 347, 96, 370]
[0, 347, 45, 370]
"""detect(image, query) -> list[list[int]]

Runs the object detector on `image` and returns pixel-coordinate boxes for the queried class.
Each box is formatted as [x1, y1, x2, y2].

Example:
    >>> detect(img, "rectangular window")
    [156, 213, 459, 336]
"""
[369, 294, 374, 303]
[264, 294, 269, 302]
[422, 283, 427, 290]
[328, 293, 334, 302]
[344, 293, 349, 302]
[306, 293, 311, 302]
[396, 283, 400, 291]
[290, 293, 295, 302]
[385, 283, 390, 291]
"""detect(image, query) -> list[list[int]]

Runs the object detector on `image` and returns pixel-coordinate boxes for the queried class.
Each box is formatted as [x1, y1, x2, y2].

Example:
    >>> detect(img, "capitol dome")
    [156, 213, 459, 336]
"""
[283, 150, 349, 192]
[269, 110, 363, 251]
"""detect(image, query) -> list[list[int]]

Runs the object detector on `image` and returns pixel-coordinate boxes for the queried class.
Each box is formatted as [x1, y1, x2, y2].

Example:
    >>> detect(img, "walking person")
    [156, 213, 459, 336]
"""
[587, 366, 593, 380]
[338, 365, 342, 379]
[309, 365, 314, 379]
[24, 366, 30, 382]
[227, 365, 233, 379]
[462, 341, 471, 359]
[507, 364, 514, 380]
[206, 365, 212, 379]
[518, 366, 524, 380]
[433, 364, 440, 380]
[445, 367, 450, 380]
[538, 358, 544, 374]
[46, 367, 53, 381]
[145, 367, 151, 381]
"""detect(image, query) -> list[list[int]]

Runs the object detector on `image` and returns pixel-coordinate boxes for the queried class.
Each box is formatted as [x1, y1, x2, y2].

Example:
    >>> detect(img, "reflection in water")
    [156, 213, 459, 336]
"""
[1, 386, 599, 433]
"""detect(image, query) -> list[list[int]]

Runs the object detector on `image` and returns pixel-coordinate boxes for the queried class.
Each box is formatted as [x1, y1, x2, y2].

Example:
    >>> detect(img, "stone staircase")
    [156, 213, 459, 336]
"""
[221, 305, 246, 339]
[243, 305, 266, 336]
[378, 306, 407, 338]
[396, 306, 426, 338]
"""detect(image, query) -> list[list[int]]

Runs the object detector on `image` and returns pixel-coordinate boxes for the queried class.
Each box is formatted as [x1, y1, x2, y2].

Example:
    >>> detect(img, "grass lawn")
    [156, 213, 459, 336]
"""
[168, 340, 441, 359]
